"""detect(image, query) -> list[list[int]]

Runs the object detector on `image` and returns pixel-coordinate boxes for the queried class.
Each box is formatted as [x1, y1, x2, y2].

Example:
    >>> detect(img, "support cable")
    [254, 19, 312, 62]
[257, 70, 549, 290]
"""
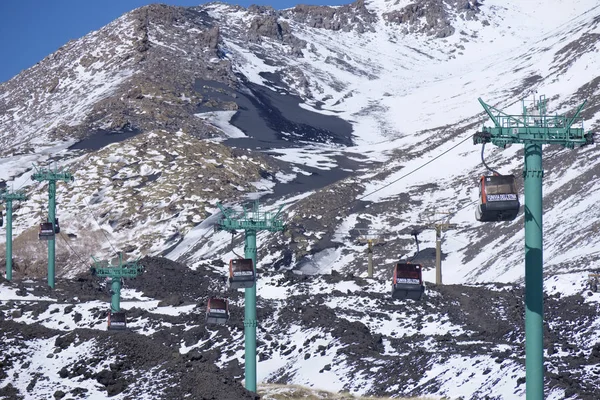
[58, 232, 89, 269]
[327, 133, 474, 214]
[481, 142, 500, 175]
[409, 230, 420, 262]
[230, 232, 244, 259]
[82, 196, 119, 257]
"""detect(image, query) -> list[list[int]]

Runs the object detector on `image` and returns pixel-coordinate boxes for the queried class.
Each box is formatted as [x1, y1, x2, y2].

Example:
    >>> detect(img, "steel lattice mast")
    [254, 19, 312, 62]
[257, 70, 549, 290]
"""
[474, 94, 593, 400]
[91, 253, 144, 313]
[214, 200, 285, 393]
[0, 189, 28, 281]
[31, 165, 74, 288]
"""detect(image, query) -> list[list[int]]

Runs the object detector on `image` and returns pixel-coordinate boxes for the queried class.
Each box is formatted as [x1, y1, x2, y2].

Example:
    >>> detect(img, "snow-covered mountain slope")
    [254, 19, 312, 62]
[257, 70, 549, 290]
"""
[2, 1, 600, 398]
[174, 0, 600, 285]
[1, 257, 599, 399]
[1, 0, 599, 285]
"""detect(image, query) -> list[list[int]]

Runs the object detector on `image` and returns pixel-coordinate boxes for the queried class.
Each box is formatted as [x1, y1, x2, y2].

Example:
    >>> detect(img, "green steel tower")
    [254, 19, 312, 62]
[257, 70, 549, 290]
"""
[91, 253, 144, 313]
[214, 200, 285, 392]
[0, 189, 28, 281]
[31, 165, 74, 288]
[474, 95, 593, 400]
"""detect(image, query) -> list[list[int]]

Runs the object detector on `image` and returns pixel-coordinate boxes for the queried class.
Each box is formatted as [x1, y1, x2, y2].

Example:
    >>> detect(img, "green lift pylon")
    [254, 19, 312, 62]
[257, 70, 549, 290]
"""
[0, 189, 28, 281]
[474, 94, 593, 400]
[31, 165, 74, 289]
[90, 253, 144, 313]
[215, 200, 285, 393]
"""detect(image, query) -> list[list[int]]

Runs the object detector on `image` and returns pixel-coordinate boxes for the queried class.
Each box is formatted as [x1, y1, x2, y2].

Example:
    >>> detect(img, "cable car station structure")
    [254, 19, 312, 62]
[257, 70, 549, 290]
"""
[474, 95, 593, 400]
[213, 200, 285, 393]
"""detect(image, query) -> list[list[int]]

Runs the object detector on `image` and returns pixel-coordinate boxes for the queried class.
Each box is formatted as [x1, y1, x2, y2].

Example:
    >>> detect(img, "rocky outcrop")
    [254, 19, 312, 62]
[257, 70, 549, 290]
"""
[246, 14, 307, 56]
[383, 0, 482, 38]
[284, 0, 378, 34]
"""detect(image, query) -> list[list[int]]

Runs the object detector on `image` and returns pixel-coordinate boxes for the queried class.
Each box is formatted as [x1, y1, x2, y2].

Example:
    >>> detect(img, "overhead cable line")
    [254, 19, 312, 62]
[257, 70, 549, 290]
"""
[327, 133, 475, 214]
[58, 232, 89, 270]
[81, 195, 120, 256]
[151, 133, 478, 259]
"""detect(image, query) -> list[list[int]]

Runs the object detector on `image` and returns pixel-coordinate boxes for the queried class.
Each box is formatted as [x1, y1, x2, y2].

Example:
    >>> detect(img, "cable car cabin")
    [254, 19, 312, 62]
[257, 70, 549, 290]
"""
[0, 211, 3, 227]
[54, 218, 60, 234]
[391, 263, 425, 301]
[476, 175, 520, 222]
[228, 258, 255, 289]
[107, 312, 127, 331]
[206, 298, 229, 325]
[38, 222, 55, 240]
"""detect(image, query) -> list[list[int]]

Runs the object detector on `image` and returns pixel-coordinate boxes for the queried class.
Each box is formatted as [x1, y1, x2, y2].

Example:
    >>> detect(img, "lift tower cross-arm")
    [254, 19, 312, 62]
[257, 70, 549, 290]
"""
[357, 229, 388, 278]
[91, 254, 144, 313]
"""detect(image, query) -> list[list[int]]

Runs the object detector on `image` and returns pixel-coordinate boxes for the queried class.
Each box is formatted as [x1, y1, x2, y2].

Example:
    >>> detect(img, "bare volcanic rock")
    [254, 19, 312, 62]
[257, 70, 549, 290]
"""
[383, 0, 482, 38]
[284, 0, 378, 33]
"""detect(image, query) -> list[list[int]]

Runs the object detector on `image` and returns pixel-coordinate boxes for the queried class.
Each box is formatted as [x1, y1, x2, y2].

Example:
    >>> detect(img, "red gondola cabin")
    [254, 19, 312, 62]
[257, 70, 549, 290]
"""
[391, 263, 425, 301]
[228, 258, 255, 289]
[38, 222, 55, 240]
[476, 175, 520, 222]
[206, 298, 229, 325]
[107, 311, 127, 331]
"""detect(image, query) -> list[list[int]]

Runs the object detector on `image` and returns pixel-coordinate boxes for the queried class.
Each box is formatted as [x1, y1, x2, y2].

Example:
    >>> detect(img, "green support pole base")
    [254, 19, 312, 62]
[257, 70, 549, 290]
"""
[524, 143, 544, 400]
[111, 278, 122, 313]
[6, 200, 13, 281]
[244, 317, 257, 391]
[48, 181, 56, 289]
[244, 230, 257, 393]
[48, 239, 55, 288]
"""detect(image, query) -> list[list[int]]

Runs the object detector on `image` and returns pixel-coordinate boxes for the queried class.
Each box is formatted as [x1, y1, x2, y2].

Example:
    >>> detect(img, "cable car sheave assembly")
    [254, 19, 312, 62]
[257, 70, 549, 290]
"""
[209, 200, 285, 393]
[90, 253, 145, 331]
[473, 94, 593, 400]
[0, 189, 28, 281]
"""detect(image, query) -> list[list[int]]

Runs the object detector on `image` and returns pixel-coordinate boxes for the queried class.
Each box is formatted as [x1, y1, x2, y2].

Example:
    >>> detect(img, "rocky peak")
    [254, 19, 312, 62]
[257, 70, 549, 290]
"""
[383, 0, 483, 38]
[283, 0, 379, 33]
[0, 2, 239, 153]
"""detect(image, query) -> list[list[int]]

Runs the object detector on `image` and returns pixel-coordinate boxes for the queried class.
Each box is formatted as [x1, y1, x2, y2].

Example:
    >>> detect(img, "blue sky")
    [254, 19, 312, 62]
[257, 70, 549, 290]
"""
[0, 0, 349, 83]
